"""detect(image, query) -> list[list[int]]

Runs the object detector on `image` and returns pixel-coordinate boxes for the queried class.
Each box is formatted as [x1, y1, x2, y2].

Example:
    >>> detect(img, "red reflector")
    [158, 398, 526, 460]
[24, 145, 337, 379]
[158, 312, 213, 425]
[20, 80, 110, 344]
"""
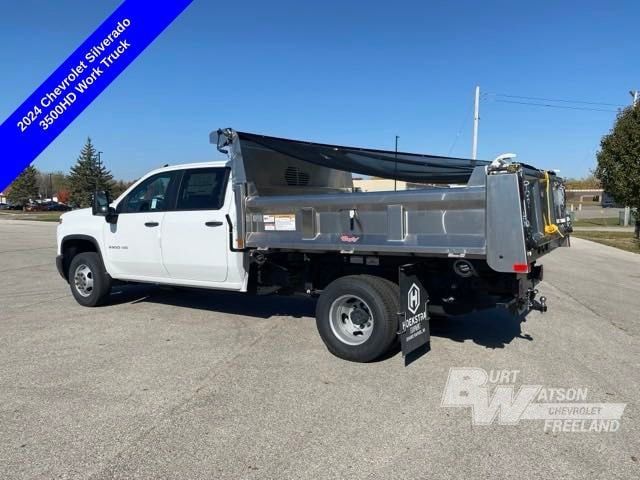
[513, 263, 529, 273]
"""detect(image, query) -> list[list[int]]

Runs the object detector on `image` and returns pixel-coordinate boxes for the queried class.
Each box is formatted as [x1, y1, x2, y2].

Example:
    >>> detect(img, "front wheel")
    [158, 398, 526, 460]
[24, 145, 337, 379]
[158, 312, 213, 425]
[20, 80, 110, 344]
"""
[316, 275, 399, 362]
[68, 252, 112, 307]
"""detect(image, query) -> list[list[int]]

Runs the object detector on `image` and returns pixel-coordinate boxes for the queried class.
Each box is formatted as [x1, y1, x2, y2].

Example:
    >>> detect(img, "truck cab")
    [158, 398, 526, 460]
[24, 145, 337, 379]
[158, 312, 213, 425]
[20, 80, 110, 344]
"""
[56, 161, 248, 303]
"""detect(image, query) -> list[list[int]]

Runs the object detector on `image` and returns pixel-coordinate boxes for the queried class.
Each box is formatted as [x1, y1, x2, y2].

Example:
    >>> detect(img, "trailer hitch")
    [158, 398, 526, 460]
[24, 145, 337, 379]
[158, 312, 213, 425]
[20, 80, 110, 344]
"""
[528, 288, 547, 313]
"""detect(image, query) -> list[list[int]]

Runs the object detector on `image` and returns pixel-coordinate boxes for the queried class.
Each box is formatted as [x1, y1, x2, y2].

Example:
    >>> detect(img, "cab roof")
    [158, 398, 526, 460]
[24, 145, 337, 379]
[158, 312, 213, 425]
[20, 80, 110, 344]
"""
[145, 160, 230, 177]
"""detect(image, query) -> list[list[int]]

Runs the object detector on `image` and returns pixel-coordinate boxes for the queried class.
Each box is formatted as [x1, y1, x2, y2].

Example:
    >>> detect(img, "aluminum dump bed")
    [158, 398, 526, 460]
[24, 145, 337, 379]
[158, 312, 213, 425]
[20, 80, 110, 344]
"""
[213, 129, 571, 273]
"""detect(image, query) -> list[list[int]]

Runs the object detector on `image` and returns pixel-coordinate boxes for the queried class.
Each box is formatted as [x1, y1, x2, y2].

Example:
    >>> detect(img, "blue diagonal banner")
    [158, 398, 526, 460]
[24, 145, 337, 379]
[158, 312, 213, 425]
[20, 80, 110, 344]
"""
[0, 0, 194, 192]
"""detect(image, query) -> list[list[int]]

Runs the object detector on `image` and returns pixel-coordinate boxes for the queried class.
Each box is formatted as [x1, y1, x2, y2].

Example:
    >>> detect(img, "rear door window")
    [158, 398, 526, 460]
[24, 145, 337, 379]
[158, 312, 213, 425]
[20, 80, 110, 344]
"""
[175, 168, 229, 211]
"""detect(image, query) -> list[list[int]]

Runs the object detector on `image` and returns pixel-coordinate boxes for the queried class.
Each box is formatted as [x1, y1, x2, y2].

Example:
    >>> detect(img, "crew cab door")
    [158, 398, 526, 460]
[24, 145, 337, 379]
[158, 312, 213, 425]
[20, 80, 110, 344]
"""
[105, 171, 178, 279]
[160, 167, 231, 283]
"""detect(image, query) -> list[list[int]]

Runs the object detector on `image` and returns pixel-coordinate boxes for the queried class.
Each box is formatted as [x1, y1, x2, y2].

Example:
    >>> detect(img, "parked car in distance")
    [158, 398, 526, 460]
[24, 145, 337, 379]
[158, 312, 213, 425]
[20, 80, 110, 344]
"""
[47, 202, 72, 211]
[7, 203, 24, 210]
[601, 192, 623, 208]
[25, 203, 47, 212]
[0, 203, 9, 210]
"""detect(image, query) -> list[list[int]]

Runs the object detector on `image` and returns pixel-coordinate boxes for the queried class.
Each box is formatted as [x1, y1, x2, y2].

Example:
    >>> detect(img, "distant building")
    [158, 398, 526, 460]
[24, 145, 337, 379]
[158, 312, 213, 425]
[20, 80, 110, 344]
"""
[0, 191, 7, 204]
[565, 188, 603, 204]
[352, 178, 430, 192]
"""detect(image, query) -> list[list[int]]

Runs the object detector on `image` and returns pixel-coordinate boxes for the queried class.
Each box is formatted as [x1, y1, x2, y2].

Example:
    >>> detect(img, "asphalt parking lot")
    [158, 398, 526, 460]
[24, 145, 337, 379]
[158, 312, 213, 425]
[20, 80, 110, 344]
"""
[1, 220, 638, 479]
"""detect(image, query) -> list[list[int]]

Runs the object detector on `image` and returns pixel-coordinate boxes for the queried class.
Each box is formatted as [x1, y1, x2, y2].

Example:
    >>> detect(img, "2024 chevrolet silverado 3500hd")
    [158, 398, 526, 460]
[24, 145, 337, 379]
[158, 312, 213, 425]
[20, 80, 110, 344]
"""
[56, 129, 570, 362]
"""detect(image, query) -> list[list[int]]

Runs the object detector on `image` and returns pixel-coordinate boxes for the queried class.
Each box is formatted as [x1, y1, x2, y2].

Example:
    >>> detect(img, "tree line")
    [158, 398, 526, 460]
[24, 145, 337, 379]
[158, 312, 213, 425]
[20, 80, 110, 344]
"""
[595, 104, 640, 237]
[5, 138, 134, 209]
[4, 108, 640, 232]
[564, 175, 601, 190]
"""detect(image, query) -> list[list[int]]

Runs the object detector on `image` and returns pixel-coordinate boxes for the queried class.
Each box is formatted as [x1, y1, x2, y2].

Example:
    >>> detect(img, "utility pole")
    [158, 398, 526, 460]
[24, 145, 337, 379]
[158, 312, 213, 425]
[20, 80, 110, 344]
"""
[623, 91, 638, 226]
[394, 135, 399, 192]
[472, 85, 480, 160]
[95, 152, 102, 190]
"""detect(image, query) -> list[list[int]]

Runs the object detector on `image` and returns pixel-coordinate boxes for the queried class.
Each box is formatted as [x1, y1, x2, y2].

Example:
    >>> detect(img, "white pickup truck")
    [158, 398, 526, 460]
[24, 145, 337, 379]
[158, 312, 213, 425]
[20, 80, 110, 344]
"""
[57, 129, 569, 362]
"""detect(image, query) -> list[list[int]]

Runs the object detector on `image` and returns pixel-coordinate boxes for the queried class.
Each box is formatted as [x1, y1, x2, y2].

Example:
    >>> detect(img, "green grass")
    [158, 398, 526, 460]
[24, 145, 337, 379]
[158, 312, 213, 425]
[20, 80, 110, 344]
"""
[572, 230, 640, 254]
[0, 211, 63, 222]
[572, 217, 623, 227]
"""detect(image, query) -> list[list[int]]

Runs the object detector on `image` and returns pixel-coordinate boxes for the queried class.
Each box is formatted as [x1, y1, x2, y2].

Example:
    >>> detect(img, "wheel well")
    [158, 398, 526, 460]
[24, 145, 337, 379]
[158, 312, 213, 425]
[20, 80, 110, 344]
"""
[61, 237, 99, 280]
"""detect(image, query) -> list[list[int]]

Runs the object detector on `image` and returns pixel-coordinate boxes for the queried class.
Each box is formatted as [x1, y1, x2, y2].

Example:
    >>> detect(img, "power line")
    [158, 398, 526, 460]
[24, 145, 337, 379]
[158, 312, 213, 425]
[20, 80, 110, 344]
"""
[456, 87, 624, 158]
[448, 103, 473, 155]
[487, 92, 624, 108]
[493, 99, 619, 113]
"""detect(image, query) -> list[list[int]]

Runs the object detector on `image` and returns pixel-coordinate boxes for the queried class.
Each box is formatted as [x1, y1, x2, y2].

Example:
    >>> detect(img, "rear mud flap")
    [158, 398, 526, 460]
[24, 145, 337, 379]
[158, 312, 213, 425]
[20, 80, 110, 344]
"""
[398, 264, 430, 362]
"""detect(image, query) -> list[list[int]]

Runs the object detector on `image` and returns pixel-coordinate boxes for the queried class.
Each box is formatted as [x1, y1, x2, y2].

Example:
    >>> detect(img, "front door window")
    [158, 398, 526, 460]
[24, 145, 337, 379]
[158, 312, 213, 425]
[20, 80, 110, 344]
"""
[120, 172, 175, 213]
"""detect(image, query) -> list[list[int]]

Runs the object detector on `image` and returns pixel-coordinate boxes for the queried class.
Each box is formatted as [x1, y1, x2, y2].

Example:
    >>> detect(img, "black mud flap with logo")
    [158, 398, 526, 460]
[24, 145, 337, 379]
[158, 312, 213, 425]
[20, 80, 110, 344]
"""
[398, 264, 430, 361]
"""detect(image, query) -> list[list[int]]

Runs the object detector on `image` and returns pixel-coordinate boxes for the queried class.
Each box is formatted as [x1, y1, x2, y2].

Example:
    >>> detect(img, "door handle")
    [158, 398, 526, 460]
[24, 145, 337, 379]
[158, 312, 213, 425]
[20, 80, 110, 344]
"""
[144, 221, 159, 227]
[205, 221, 223, 227]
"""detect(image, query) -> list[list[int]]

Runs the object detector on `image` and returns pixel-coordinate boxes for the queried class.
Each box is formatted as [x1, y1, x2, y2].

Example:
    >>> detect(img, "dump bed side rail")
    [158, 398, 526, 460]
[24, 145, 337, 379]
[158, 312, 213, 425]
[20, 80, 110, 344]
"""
[244, 183, 487, 257]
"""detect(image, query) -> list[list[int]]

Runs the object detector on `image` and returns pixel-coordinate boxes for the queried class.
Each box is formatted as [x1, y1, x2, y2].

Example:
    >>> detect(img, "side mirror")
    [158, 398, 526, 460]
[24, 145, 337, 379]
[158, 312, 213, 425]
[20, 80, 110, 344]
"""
[212, 128, 232, 154]
[92, 190, 110, 215]
[92, 191, 117, 223]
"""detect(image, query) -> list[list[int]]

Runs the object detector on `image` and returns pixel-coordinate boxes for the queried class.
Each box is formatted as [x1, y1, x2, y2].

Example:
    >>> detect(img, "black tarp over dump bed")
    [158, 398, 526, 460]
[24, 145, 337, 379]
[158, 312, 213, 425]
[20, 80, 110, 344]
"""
[234, 131, 490, 184]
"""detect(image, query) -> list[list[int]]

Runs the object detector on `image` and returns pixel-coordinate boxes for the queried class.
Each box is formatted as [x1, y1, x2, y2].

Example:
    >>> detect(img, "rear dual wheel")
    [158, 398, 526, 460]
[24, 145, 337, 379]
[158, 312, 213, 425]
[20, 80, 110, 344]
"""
[316, 275, 399, 362]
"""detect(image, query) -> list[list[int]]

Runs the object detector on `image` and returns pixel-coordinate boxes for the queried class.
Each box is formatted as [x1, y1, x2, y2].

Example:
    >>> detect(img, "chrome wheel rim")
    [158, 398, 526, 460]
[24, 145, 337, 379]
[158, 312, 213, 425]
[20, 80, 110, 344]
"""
[73, 264, 94, 297]
[329, 294, 374, 346]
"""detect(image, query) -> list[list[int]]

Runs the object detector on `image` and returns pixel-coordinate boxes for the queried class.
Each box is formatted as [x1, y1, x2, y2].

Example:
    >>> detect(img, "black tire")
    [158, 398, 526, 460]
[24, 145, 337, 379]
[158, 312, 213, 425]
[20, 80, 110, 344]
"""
[316, 275, 399, 362]
[68, 252, 112, 307]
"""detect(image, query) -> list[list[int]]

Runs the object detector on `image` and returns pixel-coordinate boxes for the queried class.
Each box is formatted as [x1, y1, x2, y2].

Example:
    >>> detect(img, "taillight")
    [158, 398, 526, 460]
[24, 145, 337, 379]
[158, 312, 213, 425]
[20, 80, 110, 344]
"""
[512, 263, 529, 273]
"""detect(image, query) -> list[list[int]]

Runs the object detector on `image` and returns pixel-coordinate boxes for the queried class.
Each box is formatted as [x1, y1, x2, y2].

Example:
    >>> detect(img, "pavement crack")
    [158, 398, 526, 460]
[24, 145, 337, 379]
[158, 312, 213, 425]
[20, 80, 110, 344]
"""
[542, 281, 633, 336]
[0, 246, 56, 253]
[0, 262, 54, 273]
[87, 319, 286, 480]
